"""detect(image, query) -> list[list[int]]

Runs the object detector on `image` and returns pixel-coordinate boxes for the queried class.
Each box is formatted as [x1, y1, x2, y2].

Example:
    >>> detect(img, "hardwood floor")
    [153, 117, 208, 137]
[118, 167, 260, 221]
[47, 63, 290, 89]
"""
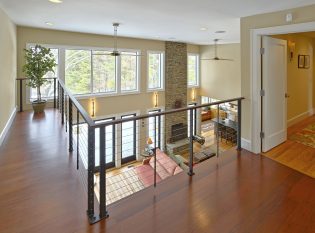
[0, 109, 315, 233]
[263, 115, 315, 178]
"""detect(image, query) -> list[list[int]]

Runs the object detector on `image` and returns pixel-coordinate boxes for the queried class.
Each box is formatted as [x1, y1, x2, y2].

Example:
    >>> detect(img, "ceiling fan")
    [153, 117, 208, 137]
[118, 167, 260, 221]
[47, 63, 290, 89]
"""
[102, 23, 142, 57]
[201, 39, 233, 61]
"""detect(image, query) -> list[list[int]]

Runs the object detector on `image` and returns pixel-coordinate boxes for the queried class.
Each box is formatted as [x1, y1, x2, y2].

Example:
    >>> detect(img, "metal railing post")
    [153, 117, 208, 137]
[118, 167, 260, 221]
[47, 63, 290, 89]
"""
[77, 110, 79, 170]
[65, 95, 68, 132]
[57, 81, 59, 109]
[61, 88, 64, 124]
[188, 109, 194, 176]
[19, 79, 23, 112]
[237, 99, 242, 151]
[53, 78, 56, 108]
[87, 126, 96, 223]
[154, 117, 157, 187]
[216, 104, 220, 157]
[69, 99, 73, 152]
[158, 115, 161, 148]
[99, 127, 109, 219]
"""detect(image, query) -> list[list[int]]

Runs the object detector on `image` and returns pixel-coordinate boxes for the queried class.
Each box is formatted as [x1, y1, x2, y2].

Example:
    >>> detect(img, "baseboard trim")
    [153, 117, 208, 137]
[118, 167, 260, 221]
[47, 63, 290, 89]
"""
[241, 138, 252, 152]
[287, 110, 312, 127]
[0, 106, 17, 147]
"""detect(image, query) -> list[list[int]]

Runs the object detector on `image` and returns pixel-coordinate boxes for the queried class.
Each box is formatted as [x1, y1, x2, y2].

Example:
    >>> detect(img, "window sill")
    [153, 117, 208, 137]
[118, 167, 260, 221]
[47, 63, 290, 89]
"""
[146, 88, 165, 93]
[74, 91, 141, 99]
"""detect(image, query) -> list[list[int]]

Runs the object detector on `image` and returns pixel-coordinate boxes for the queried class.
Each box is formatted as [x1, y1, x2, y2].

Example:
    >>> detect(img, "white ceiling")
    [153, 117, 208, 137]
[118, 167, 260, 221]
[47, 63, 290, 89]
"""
[1, 0, 315, 45]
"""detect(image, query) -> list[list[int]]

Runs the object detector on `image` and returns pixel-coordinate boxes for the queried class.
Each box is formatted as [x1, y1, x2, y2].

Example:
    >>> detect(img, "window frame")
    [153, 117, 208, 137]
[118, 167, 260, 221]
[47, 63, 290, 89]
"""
[147, 50, 165, 92]
[25, 43, 141, 102]
[94, 117, 116, 170]
[119, 50, 141, 94]
[121, 113, 137, 164]
[187, 53, 200, 88]
[147, 108, 162, 148]
[188, 103, 197, 136]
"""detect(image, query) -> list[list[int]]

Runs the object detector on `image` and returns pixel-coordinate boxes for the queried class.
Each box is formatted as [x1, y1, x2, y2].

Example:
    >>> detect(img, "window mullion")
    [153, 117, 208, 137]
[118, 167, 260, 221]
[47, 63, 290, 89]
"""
[90, 50, 93, 94]
[117, 56, 121, 93]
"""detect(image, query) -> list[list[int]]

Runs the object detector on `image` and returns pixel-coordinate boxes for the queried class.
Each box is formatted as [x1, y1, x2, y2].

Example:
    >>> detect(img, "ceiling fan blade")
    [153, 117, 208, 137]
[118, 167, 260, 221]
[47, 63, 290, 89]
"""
[201, 57, 233, 61]
[217, 58, 234, 61]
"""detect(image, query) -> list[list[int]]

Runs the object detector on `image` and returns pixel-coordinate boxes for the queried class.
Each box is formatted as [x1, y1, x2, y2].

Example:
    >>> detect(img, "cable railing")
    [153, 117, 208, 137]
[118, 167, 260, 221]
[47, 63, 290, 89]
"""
[16, 77, 244, 225]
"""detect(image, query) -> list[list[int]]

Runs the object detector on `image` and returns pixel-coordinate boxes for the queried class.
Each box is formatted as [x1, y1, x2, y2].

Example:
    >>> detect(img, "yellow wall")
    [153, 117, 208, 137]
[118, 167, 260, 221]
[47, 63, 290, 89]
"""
[241, 4, 315, 140]
[0, 8, 16, 138]
[17, 27, 199, 117]
[271, 34, 314, 125]
[200, 43, 241, 100]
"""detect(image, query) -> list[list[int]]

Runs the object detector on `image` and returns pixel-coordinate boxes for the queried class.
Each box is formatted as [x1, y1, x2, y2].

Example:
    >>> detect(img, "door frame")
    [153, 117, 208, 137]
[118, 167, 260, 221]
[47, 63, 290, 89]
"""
[250, 21, 315, 154]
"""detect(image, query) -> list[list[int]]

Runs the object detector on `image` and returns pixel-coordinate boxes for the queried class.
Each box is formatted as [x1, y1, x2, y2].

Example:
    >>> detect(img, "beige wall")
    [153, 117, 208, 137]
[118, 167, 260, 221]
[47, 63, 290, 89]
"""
[313, 39, 315, 110]
[200, 43, 241, 100]
[241, 4, 315, 141]
[272, 34, 314, 124]
[17, 27, 199, 117]
[0, 8, 16, 138]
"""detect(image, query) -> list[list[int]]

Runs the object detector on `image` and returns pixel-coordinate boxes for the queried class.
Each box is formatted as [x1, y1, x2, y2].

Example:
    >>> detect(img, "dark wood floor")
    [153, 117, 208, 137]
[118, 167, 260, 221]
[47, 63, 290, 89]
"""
[0, 109, 315, 233]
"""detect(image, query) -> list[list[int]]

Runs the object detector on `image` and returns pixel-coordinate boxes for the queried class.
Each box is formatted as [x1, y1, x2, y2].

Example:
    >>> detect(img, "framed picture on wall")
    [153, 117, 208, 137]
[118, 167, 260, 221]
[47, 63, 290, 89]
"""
[298, 55, 310, 69]
[298, 55, 305, 68]
[304, 55, 310, 69]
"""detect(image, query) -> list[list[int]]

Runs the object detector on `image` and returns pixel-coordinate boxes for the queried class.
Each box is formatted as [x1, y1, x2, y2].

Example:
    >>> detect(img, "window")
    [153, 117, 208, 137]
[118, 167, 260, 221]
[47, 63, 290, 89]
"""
[188, 103, 197, 136]
[92, 51, 117, 93]
[148, 109, 161, 148]
[121, 114, 137, 164]
[188, 54, 199, 87]
[27, 44, 140, 100]
[95, 118, 115, 169]
[148, 52, 164, 90]
[65, 49, 91, 94]
[64, 49, 139, 95]
[30, 47, 59, 100]
[121, 52, 138, 92]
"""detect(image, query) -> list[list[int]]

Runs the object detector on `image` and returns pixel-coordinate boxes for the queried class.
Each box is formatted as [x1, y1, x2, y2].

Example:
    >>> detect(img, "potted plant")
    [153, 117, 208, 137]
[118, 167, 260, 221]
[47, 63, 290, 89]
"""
[23, 45, 57, 113]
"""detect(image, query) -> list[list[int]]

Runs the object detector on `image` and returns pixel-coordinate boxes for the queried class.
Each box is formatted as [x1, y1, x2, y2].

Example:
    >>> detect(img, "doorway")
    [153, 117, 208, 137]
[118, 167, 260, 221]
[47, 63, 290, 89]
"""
[252, 27, 315, 178]
[250, 21, 315, 154]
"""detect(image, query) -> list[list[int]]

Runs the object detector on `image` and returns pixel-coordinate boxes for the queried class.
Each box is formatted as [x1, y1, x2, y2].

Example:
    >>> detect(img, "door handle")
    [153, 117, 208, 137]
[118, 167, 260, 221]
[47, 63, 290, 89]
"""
[285, 93, 290, 98]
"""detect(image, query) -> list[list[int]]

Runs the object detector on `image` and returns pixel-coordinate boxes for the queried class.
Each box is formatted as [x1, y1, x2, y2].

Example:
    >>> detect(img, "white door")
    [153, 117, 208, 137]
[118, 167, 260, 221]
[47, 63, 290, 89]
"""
[262, 36, 287, 152]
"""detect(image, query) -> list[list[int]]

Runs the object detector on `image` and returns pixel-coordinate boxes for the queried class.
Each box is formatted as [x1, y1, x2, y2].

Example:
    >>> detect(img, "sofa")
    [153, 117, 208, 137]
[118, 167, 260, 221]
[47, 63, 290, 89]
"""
[134, 149, 184, 187]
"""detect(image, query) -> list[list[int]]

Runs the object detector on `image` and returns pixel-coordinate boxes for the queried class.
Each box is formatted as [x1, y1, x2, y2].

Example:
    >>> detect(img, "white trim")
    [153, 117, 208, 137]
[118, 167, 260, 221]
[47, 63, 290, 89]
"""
[147, 50, 165, 91]
[187, 53, 200, 87]
[287, 110, 313, 127]
[0, 107, 17, 147]
[241, 138, 252, 152]
[250, 21, 315, 154]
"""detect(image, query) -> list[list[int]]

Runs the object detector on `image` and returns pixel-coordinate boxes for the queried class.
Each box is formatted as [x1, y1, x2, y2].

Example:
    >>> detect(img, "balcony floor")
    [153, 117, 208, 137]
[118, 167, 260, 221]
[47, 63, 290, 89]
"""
[0, 109, 315, 233]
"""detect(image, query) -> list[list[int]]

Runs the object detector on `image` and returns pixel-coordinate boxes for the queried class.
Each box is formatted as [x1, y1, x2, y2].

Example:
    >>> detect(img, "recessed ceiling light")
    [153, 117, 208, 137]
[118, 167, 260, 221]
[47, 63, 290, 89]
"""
[215, 30, 226, 34]
[45, 22, 54, 26]
[200, 27, 208, 31]
[49, 0, 63, 3]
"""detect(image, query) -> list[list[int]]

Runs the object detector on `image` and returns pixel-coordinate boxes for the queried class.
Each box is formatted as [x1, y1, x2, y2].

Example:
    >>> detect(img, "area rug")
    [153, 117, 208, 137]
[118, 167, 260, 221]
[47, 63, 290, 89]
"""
[95, 168, 145, 205]
[289, 123, 315, 149]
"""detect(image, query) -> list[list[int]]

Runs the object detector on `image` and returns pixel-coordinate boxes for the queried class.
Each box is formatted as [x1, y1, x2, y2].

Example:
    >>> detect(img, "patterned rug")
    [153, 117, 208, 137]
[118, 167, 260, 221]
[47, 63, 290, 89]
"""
[289, 123, 315, 148]
[94, 168, 145, 205]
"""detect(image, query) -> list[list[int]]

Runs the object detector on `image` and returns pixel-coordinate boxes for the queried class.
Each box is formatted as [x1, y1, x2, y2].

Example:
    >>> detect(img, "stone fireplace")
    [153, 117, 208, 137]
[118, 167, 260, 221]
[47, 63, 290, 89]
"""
[164, 42, 188, 153]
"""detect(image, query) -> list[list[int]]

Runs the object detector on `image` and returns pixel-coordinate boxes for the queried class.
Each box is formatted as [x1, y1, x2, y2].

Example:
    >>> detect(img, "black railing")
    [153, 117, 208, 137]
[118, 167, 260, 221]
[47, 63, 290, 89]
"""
[16, 77, 244, 224]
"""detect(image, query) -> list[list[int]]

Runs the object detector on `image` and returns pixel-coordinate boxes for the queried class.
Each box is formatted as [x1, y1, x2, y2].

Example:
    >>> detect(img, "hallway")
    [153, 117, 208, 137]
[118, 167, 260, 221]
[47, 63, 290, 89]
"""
[263, 115, 315, 178]
[0, 109, 315, 233]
